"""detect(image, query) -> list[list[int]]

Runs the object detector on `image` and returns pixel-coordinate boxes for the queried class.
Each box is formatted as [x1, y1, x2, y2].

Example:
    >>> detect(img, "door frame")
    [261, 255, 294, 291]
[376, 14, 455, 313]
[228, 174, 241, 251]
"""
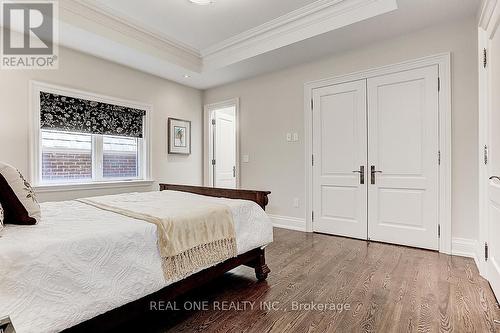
[203, 98, 240, 188]
[478, 0, 500, 278]
[304, 53, 452, 254]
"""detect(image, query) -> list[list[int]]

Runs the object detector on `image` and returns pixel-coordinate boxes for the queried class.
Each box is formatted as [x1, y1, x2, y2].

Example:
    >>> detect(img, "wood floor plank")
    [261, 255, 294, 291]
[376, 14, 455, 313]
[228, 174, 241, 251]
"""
[125, 229, 500, 333]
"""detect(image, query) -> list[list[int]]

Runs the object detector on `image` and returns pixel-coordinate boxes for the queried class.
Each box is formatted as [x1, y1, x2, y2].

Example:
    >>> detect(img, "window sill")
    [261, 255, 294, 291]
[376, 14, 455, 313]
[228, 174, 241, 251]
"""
[33, 179, 156, 193]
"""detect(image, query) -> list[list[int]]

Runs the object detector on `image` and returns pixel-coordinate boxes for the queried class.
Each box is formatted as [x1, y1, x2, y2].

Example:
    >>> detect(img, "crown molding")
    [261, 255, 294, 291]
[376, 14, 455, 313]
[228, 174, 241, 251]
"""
[202, 0, 370, 56]
[201, 0, 398, 70]
[60, 0, 203, 72]
[479, 0, 498, 30]
[73, 0, 199, 55]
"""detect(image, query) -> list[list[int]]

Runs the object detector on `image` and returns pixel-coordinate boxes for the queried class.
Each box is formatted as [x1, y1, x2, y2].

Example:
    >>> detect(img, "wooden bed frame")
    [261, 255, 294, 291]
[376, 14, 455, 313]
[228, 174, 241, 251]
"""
[65, 184, 271, 333]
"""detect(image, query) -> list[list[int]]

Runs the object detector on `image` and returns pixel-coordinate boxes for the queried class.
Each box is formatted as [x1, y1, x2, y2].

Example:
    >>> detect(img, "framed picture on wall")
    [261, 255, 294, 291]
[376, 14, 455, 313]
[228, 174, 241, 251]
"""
[168, 118, 191, 155]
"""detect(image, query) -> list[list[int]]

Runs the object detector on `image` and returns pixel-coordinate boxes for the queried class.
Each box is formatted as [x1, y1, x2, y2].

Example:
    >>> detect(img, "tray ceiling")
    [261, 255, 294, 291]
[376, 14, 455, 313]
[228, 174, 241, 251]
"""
[87, 0, 318, 50]
[57, 0, 479, 89]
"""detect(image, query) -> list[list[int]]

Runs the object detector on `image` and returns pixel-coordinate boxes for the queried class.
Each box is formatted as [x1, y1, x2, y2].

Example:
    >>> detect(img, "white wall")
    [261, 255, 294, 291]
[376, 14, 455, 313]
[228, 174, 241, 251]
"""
[0, 45, 203, 202]
[204, 18, 479, 240]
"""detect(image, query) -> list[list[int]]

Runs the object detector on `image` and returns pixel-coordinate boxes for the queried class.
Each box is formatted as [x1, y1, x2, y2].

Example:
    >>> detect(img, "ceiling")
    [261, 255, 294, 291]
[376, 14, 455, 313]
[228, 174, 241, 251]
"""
[57, 0, 480, 89]
[89, 0, 318, 50]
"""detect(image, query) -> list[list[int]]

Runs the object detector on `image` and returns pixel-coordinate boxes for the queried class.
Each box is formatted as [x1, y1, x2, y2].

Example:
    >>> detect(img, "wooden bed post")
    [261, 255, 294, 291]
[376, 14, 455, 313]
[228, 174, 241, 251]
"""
[248, 248, 271, 281]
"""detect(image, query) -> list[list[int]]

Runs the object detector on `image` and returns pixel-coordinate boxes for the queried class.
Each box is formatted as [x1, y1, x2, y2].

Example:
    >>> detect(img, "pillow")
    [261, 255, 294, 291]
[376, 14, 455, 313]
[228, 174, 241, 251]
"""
[0, 163, 40, 225]
[0, 203, 4, 233]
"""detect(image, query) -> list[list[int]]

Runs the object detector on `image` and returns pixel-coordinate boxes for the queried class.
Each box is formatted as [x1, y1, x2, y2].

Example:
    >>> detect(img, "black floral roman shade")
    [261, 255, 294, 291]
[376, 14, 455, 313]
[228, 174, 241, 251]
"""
[40, 92, 146, 138]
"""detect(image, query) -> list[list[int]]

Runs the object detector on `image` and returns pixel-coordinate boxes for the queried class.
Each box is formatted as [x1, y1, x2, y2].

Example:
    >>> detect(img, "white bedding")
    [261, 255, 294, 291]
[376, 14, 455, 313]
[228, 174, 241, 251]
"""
[0, 190, 273, 333]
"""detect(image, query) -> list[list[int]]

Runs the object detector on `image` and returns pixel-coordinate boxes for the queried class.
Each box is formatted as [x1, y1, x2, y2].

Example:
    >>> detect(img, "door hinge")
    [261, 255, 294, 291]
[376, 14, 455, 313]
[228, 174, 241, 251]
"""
[438, 151, 441, 165]
[438, 224, 440, 238]
[311, 99, 314, 110]
[486, 242, 489, 261]
[484, 145, 489, 165]
[211, 119, 216, 125]
[438, 77, 441, 92]
[211, 159, 216, 165]
[312, 211, 314, 222]
[312, 154, 314, 166]
[484, 48, 488, 68]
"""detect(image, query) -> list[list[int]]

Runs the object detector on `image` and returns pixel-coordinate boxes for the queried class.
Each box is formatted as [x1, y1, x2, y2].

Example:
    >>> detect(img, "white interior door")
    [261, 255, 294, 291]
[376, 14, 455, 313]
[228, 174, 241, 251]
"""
[214, 108, 236, 189]
[312, 80, 368, 239]
[486, 28, 500, 299]
[367, 66, 439, 250]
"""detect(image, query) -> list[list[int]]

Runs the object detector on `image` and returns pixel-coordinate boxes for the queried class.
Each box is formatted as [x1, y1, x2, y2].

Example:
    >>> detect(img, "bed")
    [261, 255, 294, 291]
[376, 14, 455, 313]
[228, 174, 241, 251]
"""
[0, 185, 273, 333]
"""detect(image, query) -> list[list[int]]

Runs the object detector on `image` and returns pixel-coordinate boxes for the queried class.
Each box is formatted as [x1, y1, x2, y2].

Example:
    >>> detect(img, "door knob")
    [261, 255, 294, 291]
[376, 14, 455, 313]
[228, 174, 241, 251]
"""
[371, 166, 382, 185]
[352, 166, 364, 184]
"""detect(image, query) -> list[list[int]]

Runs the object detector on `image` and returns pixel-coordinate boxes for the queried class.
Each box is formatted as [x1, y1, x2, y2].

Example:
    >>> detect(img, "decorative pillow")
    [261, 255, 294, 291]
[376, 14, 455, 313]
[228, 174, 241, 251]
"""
[0, 203, 4, 233]
[0, 163, 40, 225]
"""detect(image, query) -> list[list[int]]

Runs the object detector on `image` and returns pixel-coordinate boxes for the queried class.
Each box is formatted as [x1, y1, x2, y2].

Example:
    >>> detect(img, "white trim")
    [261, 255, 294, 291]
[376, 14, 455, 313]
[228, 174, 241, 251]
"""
[478, 27, 490, 278]
[93, 135, 103, 181]
[33, 179, 155, 193]
[304, 53, 452, 254]
[29, 80, 153, 187]
[452, 237, 480, 268]
[479, 0, 498, 30]
[202, 0, 397, 70]
[70, 0, 199, 55]
[203, 98, 240, 188]
[268, 214, 307, 232]
[486, 0, 500, 38]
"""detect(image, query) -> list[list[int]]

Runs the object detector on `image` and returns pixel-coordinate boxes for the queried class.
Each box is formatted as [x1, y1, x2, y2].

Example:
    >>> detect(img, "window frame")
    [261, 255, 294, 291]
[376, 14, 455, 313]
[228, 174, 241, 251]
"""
[30, 81, 153, 190]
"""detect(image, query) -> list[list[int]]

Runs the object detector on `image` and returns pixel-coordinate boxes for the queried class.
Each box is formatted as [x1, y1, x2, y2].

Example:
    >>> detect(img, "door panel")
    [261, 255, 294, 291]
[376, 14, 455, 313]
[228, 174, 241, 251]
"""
[367, 66, 439, 250]
[215, 109, 236, 189]
[487, 28, 500, 300]
[313, 80, 368, 239]
[488, 185, 500, 298]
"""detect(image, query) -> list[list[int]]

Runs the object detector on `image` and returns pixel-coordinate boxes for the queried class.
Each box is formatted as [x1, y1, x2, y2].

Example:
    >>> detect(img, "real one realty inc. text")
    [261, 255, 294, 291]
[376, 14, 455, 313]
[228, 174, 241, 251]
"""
[149, 300, 351, 312]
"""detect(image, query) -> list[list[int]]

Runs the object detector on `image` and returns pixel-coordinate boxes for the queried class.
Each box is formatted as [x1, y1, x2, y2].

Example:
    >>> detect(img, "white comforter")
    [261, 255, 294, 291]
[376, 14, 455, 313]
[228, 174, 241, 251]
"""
[0, 190, 273, 333]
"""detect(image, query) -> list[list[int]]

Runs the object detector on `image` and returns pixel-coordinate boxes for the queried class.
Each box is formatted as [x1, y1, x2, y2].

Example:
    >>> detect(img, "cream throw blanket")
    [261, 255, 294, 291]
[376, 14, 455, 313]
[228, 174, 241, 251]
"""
[77, 191, 237, 281]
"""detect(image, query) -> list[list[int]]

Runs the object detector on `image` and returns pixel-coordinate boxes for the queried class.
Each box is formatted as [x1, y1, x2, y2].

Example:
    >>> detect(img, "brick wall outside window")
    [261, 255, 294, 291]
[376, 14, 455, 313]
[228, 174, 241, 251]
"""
[103, 152, 138, 178]
[42, 150, 138, 180]
[42, 151, 92, 180]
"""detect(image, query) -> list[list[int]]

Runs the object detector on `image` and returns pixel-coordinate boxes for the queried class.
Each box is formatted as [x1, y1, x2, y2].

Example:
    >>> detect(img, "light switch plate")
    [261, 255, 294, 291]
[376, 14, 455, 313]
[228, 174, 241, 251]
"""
[286, 133, 292, 142]
[293, 133, 299, 142]
[242, 154, 249, 163]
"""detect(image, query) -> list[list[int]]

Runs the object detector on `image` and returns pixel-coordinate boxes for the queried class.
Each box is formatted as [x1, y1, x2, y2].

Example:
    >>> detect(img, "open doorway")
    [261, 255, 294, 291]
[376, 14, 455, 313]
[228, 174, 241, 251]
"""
[204, 99, 240, 189]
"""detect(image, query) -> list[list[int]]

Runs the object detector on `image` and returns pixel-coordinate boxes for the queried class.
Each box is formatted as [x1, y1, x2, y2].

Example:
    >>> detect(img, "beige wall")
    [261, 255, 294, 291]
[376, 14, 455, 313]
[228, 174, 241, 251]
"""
[204, 19, 478, 239]
[0, 45, 203, 202]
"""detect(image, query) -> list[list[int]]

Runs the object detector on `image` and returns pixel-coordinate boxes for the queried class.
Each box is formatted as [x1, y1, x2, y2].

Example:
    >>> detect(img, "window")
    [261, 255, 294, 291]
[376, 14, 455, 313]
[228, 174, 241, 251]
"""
[103, 135, 139, 179]
[32, 83, 151, 187]
[40, 131, 141, 183]
[42, 130, 92, 182]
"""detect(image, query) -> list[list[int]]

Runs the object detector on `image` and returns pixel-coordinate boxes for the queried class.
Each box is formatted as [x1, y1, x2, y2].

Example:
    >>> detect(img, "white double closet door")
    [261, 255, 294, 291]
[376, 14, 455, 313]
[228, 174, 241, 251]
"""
[312, 66, 439, 250]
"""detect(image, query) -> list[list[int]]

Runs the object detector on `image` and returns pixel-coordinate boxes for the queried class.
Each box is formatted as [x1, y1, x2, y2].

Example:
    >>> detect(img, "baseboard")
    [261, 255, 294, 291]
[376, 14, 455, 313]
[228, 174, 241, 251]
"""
[452, 237, 480, 268]
[268, 214, 307, 232]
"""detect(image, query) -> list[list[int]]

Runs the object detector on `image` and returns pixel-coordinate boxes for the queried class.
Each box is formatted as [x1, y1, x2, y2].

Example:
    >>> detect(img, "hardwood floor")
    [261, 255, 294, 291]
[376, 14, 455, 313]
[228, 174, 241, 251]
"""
[124, 228, 500, 333]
